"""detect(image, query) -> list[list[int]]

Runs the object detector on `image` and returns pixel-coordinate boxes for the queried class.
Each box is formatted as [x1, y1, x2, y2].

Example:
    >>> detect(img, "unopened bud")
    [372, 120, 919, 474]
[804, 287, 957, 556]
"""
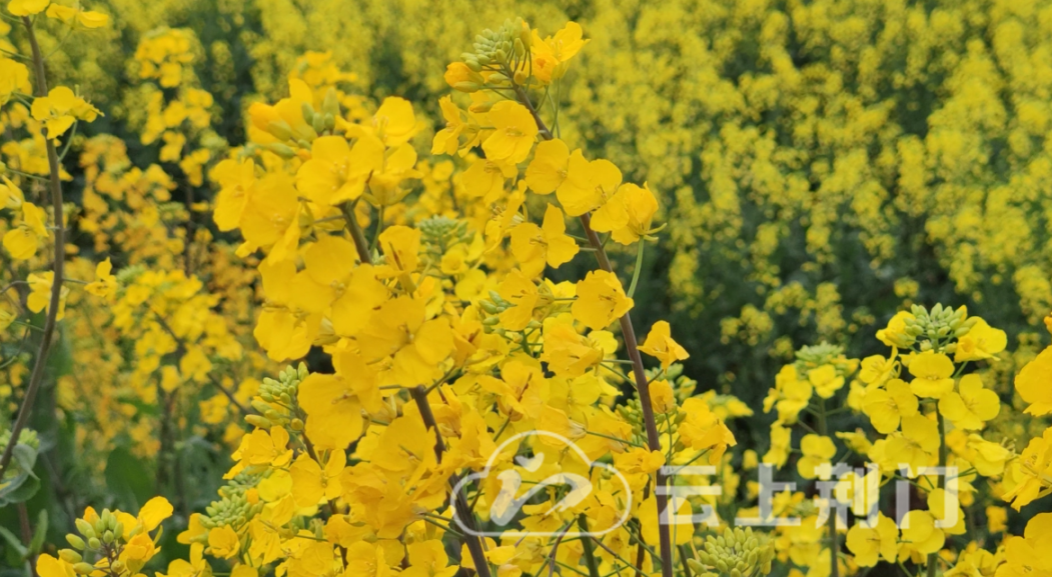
[73, 563, 96, 575]
[453, 81, 480, 93]
[66, 534, 86, 550]
[301, 102, 315, 126]
[59, 550, 82, 564]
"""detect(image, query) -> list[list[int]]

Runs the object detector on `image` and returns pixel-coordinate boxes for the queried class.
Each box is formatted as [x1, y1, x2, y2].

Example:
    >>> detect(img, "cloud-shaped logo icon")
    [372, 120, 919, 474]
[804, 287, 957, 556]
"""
[449, 430, 633, 537]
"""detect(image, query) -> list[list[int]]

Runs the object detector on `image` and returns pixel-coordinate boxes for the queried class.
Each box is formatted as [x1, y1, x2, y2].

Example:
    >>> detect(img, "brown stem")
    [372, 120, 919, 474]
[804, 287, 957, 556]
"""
[410, 386, 492, 577]
[0, 17, 67, 482]
[18, 503, 38, 577]
[520, 85, 674, 577]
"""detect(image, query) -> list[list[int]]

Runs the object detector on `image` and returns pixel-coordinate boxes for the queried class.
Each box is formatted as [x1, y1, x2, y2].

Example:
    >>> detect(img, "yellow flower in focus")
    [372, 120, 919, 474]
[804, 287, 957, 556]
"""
[998, 514, 1052, 576]
[608, 183, 659, 245]
[862, 378, 918, 434]
[296, 134, 384, 205]
[954, 317, 1007, 363]
[431, 95, 465, 155]
[138, 496, 174, 531]
[30, 86, 101, 138]
[290, 451, 345, 508]
[649, 379, 675, 413]
[529, 21, 588, 83]
[1015, 346, 1052, 415]
[938, 374, 999, 430]
[0, 58, 30, 105]
[859, 349, 898, 387]
[808, 364, 844, 399]
[639, 320, 689, 370]
[884, 415, 939, 474]
[509, 203, 578, 277]
[845, 513, 898, 567]
[85, 258, 117, 298]
[7, 0, 48, 16]
[908, 351, 956, 399]
[556, 150, 622, 217]
[1002, 428, 1052, 511]
[572, 270, 633, 330]
[497, 269, 542, 331]
[207, 524, 240, 559]
[365, 96, 422, 147]
[3, 201, 48, 260]
[876, 311, 915, 348]
[378, 225, 421, 276]
[525, 138, 569, 194]
[45, 3, 108, 28]
[899, 510, 945, 556]
[482, 101, 538, 164]
[27, 271, 68, 321]
[0, 176, 25, 210]
[358, 296, 455, 385]
[796, 434, 835, 479]
[36, 554, 74, 577]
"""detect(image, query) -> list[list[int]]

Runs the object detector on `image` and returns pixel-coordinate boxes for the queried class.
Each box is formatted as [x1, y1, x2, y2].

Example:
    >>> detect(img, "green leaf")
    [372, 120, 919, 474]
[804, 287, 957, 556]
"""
[28, 509, 46, 555]
[11, 444, 38, 480]
[0, 525, 26, 559]
[104, 448, 152, 510]
[0, 475, 40, 505]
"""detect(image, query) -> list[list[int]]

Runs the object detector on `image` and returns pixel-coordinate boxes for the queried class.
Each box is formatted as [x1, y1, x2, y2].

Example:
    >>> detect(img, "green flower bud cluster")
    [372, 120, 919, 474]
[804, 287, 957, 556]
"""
[198, 473, 263, 533]
[300, 88, 339, 137]
[247, 363, 308, 429]
[65, 507, 133, 573]
[905, 303, 976, 352]
[114, 264, 147, 286]
[419, 216, 472, 257]
[687, 527, 775, 577]
[460, 18, 531, 83]
[0, 428, 39, 480]
[794, 341, 857, 379]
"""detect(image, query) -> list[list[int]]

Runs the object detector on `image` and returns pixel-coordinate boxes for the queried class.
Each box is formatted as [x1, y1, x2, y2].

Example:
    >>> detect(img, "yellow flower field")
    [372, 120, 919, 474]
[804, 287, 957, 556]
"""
[0, 2, 1051, 577]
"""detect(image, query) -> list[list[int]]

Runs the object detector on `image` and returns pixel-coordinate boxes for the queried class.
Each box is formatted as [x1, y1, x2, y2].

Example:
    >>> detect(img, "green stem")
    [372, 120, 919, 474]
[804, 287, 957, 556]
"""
[926, 410, 947, 577]
[817, 398, 839, 577]
[627, 239, 645, 299]
[0, 16, 67, 483]
[578, 515, 601, 577]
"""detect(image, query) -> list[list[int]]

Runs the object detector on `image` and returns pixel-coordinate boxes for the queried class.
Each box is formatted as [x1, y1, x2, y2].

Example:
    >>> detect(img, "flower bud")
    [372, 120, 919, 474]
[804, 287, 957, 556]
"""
[301, 102, 315, 126]
[87, 538, 100, 550]
[74, 520, 95, 539]
[73, 563, 96, 575]
[59, 549, 82, 564]
[453, 81, 480, 93]
[66, 534, 87, 550]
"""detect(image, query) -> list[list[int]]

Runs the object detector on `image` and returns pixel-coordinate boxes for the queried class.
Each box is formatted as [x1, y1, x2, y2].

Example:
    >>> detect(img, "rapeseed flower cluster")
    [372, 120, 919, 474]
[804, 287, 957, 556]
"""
[0, 5, 1051, 577]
